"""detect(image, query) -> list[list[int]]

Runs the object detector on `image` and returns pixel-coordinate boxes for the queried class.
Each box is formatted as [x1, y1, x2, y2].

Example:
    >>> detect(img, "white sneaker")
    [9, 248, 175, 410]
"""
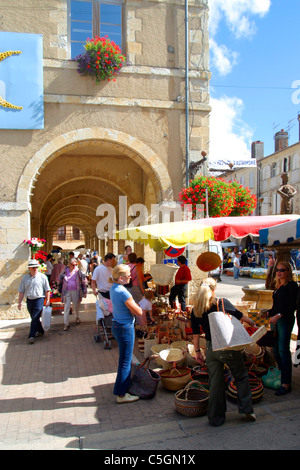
[117, 393, 139, 404]
[244, 412, 256, 422]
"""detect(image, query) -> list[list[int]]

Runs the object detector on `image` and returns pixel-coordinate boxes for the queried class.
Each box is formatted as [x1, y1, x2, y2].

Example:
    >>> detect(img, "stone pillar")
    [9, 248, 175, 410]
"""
[0, 203, 31, 319]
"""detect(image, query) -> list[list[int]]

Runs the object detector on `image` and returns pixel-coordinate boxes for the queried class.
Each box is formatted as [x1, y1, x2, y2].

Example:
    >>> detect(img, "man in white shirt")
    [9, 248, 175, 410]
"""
[233, 253, 240, 280]
[91, 253, 116, 299]
[18, 259, 51, 343]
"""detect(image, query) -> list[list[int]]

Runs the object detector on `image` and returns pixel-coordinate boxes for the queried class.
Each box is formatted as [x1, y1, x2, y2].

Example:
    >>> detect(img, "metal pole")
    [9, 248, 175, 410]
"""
[185, 0, 189, 188]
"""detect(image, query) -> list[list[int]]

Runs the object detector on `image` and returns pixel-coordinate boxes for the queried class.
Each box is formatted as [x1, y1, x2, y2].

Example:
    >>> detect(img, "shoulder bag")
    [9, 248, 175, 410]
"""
[208, 298, 252, 351]
[128, 357, 161, 399]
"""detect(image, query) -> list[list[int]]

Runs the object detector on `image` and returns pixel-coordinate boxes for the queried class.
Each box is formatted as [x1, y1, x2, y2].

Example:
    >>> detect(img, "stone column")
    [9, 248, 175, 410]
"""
[0, 203, 31, 319]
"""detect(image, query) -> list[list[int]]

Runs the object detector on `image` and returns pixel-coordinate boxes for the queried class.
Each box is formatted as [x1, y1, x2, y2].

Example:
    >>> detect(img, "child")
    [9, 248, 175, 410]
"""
[138, 289, 155, 326]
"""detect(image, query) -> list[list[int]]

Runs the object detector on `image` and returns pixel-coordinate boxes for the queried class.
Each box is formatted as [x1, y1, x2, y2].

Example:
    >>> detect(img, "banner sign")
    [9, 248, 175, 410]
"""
[209, 159, 257, 170]
[0, 32, 44, 129]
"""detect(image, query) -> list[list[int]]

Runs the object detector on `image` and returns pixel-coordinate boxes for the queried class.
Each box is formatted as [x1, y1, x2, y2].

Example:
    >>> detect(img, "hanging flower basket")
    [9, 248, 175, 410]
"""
[75, 36, 126, 84]
[178, 176, 257, 218]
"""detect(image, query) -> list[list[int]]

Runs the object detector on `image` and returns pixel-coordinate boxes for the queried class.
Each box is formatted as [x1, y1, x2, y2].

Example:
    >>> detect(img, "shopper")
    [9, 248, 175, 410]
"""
[45, 254, 54, 283]
[50, 256, 65, 285]
[91, 252, 116, 299]
[169, 255, 192, 311]
[126, 252, 144, 303]
[191, 277, 256, 426]
[138, 289, 155, 326]
[263, 261, 298, 395]
[109, 264, 143, 404]
[60, 258, 87, 330]
[18, 259, 51, 343]
[233, 252, 240, 280]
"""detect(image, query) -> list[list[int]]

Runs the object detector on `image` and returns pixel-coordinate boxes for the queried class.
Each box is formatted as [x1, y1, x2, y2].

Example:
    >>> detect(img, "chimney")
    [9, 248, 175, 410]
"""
[251, 141, 264, 160]
[275, 129, 289, 152]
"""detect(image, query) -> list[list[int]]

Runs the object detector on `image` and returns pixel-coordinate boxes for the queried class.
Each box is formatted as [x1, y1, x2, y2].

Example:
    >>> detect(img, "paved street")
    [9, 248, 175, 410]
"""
[0, 275, 299, 451]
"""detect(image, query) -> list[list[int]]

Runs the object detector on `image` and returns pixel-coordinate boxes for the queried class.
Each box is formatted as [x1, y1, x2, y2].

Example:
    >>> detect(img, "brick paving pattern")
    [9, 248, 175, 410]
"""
[0, 297, 300, 449]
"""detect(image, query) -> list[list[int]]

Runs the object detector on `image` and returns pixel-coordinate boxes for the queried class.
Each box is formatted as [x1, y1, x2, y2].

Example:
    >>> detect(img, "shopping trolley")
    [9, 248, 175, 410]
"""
[94, 293, 114, 349]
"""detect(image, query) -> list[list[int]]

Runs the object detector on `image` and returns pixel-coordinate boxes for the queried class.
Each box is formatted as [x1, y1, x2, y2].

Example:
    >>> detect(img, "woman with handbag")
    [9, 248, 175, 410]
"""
[263, 261, 298, 396]
[109, 264, 143, 404]
[191, 277, 256, 427]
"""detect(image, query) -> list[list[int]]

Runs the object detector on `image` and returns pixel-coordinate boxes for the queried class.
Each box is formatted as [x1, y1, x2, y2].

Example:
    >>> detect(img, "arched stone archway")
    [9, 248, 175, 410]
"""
[16, 127, 174, 207]
[2, 128, 174, 318]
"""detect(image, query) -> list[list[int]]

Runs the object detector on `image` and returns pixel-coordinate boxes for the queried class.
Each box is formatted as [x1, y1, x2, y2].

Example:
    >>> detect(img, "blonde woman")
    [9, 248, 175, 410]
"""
[109, 264, 143, 404]
[191, 278, 256, 427]
[264, 261, 298, 396]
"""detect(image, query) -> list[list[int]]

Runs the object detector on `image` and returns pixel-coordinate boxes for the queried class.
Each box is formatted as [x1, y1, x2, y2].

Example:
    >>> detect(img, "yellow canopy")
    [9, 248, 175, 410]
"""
[116, 219, 215, 252]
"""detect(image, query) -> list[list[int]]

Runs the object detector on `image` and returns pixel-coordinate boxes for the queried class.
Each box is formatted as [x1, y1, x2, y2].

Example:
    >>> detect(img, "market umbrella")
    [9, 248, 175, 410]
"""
[259, 215, 300, 247]
[116, 214, 299, 251]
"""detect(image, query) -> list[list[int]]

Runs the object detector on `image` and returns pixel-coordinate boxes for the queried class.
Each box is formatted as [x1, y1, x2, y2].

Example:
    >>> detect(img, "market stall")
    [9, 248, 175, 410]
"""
[116, 215, 300, 412]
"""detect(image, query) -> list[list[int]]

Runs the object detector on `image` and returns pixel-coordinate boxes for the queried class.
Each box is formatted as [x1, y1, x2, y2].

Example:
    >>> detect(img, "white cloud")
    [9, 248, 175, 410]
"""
[209, 0, 271, 75]
[209, 0, 271, 39]
[209, 38, 239, 76]
[207, 0, 271, 165]
[209, 96, 254, 161]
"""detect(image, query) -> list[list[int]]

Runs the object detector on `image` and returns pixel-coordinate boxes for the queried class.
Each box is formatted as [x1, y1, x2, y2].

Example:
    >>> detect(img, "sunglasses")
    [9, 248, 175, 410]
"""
[276, 268, 288, 273]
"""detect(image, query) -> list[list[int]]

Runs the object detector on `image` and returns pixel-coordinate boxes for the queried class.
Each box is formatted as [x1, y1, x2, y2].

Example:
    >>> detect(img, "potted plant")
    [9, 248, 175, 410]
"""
[23, 238, 46, 258]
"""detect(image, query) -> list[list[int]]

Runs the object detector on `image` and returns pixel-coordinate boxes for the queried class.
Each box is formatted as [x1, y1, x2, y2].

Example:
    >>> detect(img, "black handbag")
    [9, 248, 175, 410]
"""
[128, 358, 161, 399]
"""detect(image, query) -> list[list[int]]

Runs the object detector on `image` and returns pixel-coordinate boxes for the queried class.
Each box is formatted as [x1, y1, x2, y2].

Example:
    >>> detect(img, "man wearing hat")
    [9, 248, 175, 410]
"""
[18, 259, 51, 343]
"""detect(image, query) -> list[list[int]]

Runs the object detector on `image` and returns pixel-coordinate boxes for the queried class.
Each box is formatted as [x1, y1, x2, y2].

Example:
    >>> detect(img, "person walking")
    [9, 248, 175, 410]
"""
[109, 264, 143, 404]
[60, 258, 87, 330]
[18, 259, 51, 343]
[91, 253, 116, 299]
[169, 255, 192, 311]
[233, 252, 240, 280]
[191, 277, 256, 427]
[263, 261, 298, 395]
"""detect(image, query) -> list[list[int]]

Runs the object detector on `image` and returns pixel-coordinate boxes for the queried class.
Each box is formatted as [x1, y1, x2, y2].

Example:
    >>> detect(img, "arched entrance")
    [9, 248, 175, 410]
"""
[17, 128, 174, 255]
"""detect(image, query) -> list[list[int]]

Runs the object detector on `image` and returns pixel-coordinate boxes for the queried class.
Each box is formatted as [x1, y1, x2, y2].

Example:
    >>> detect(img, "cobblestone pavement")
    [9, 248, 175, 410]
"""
[0, 284, 300, 450]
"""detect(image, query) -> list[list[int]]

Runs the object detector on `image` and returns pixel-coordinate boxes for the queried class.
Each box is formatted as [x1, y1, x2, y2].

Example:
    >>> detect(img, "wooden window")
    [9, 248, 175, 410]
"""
[69, 0, 123, 59]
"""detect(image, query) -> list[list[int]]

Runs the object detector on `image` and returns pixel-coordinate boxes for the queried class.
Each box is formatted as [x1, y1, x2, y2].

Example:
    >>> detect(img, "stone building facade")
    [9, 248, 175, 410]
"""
[0, 0, 211, 318]
[221, 131, 300, 217]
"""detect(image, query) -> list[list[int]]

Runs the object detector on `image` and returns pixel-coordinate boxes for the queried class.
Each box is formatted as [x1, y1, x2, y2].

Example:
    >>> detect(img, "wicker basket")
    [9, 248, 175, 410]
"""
[170, 340, 191, 351]
[227, 372, 264, 403]
[191, 365, 210, 390]
[150, 264, 179, 286]
[159, 367, 191, 391]
[158, 348, 185, 369]
[151, 344, 171, 367]
[175, 381, 209, 417]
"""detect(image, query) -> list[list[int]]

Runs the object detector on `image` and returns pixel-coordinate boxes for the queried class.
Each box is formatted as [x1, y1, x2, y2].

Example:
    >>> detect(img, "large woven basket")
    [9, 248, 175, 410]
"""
[151, 344, 171, 367]
[227, 372, 264, 403]
[191, 365, 210, 390]
[158, 348, 185, 369]
[175, 381, 209, 417]
[159, 367, 191, 391]
[150, 264, 179, 286]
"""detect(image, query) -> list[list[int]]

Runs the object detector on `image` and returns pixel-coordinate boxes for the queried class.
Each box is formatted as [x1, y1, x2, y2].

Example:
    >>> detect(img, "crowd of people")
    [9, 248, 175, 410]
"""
[17, 246, 300, 426]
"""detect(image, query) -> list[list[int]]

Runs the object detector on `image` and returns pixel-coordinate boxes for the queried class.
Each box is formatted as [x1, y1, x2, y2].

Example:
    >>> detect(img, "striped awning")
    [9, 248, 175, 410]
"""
[116, 215, 299, 251]
[259, 216, 300, 247]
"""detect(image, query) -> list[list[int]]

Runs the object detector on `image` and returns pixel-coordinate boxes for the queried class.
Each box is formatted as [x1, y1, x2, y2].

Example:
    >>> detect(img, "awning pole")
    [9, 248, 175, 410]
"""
[185, 0, 189, 188]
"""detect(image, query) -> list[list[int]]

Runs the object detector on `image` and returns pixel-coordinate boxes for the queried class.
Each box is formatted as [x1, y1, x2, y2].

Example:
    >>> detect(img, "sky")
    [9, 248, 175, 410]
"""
[208, 0, 300, 165]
